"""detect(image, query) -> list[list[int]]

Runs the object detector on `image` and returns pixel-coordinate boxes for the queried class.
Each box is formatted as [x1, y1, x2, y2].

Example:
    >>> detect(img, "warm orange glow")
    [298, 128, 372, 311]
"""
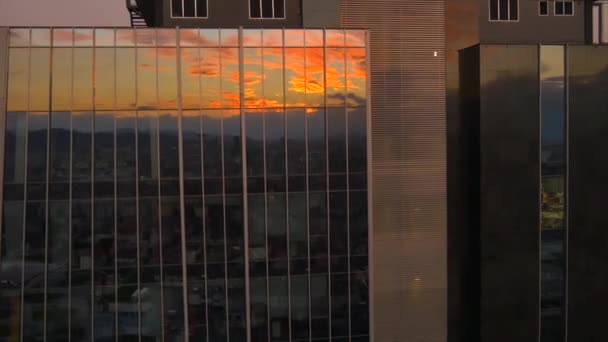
[6, 29, 367, 114]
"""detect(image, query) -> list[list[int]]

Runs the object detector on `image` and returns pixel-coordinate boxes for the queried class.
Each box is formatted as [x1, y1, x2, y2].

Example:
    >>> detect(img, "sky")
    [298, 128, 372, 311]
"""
[0, 0, 129, 27]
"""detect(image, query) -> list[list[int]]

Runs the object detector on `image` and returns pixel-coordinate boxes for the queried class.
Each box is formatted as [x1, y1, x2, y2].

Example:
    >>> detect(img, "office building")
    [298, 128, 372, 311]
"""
[448, 1, 608, 342]
[0, 27, 369, 342]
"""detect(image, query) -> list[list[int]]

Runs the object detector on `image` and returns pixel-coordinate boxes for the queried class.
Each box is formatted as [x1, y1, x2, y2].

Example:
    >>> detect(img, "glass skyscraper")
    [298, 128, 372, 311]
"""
[0, 28, 368, 342]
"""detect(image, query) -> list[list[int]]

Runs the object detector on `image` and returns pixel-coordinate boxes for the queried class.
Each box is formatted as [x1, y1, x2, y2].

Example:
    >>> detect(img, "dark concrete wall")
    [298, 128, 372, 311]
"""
[160, 0, 302, 28]
[479, 45, 540, 342]
[479, 0, 586, 43]
[567, 45, 608, 342]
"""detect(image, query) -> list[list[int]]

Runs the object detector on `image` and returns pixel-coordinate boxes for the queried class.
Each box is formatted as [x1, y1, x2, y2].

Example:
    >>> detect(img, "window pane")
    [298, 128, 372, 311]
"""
[73, 48, 93, 110]
[138, 48, 158, 109]
[137, 111, 159, 196]
[27, 112, 48, 186]
[267, 194, 287, 261]
[95, 48, 115, 111]
[139, 197, 161, 283]
[116, 48, 136, 110]
[221, 48, 239, 107]
[274, 0, 285, 18]
[265, 110, 285, 191]
[226, 195, 244, 263]
[158, 111, 180, 179]
[285, 48, 305, 107]
[23, 204, 47, 339]
[329, 191, 348, 257]
[509, 0, 518, 20]
[244, 48, 263, 107]
[564, 1, 573, 15]
[327, 108, 346, 174]
[72, 112, 93, 198]
[350, 191, 368, 256]
[183, 111, 202, 179]
[499, 0, 508, 19]
[116, 29, 135, 47]
[348, 107, 367, 174]
[196, 0, 207, 17]
[556, 1, 564, 15]
[310, 274, 329, 338]
[326, 48, 345, 106]
[540, 1, 548, 15]
[184, 0, 195, 17]
[49, 112, 70, 199]
[71, 200, 92, 342]
[52, 49, 72, 111]
[29, 48, 51, 111]
[250, 277, 268, 340]
[246, 110, 264, 177]
[264, 47, 284, 107]
[116, 111, 136, 197]
[290, 275, 309, 340]
[95, 28, 115, 46]
[248, 194, 266, 261]
[172, 0, 183, 17]
[199, 48, 221, 108]
[202, 111, 222, 195]
[158, 48, 178, 109]
[7, 49, 28, 111]
[30, 28, 50, 46]
[250, 0, 261, 18]
[208, 271, 227, 341]
[223, 113, 242, 178]
[160, 198, 185, 340]
[74, 28, 93, 47]
[117, 199, 137, 284]
[490, 0, 499, 20]
[331, 273, 349, 337]
[0, 202, 23, 341]
[94, 112, 115, 199]
[261, 0, 273, 18]
[205, 195, 225, 263]
[48, 201, 69, 284]
[4, 112, 27, 199]
[306, 47, 325, 107]
[9, 28, 29, 46]
[181, 48, 201, 109]
[286, 108, 306, 175]
[350, 272, 369, 335]
[289, 193, 307, 260]
[269, 276, 289, 340]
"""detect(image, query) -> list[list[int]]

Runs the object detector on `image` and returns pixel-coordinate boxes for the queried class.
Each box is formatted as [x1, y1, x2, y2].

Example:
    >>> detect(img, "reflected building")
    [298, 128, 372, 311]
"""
[0, 27, 368, 342]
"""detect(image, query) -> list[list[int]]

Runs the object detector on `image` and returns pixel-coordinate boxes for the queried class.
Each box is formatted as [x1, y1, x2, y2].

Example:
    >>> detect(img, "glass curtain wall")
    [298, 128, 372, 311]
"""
[0, 27, 368, 342]
[539, 45, 567, 342]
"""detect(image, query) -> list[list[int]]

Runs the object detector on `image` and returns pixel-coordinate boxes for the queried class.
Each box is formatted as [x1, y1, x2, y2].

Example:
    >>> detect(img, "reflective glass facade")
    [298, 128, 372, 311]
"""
[539, 45, 566, 342]
[0, 28, 368, 342]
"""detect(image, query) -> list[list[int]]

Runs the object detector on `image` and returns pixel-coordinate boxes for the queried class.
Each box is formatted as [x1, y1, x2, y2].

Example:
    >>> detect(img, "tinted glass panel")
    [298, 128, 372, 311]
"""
[509, 0, 518, 20]
[540, 45, 566, 342]
[499, 0, 509, 19]
[490, 0, 499, 20]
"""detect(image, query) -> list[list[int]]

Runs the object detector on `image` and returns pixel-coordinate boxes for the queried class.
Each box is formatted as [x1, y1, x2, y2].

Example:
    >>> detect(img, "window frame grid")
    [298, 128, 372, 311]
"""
[1, 27, 370, 342]
[489, 0, 520, 22]
[249, 0, 286, 20]
[170, 0, 209, 19]
[554, 0, 575, 16]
